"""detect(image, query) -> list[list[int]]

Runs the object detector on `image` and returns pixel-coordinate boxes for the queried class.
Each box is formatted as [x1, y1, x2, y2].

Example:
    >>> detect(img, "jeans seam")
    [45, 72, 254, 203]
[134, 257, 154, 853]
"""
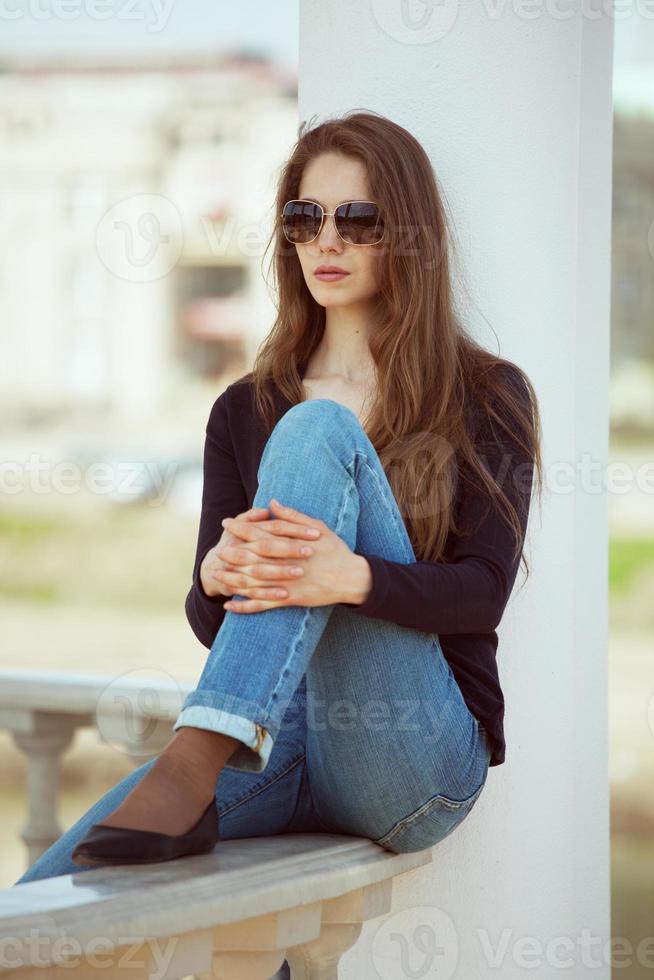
[218, 751, 306, 818]
[354, 450, 415, 561]
[373, 779, 485, 848]
[281, 755, 332, 835]
[263, 468, 357, 718]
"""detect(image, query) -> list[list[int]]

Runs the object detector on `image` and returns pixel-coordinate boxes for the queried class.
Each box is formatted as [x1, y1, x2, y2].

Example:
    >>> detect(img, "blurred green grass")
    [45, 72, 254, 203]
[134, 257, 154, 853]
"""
[2, 503, 653, 611]
[609, 537, 654, 595]
[0, 504, 195, 611]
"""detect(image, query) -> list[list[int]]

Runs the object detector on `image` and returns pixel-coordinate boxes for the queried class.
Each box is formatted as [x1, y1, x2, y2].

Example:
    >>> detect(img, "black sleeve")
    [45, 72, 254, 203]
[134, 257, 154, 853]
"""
[339, 366, 535, 634]
[185, 388, 249, 648]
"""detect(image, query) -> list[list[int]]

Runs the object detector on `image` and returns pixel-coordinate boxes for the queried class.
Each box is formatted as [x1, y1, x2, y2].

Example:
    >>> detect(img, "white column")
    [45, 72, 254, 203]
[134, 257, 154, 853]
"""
[299, 3, 613, 977]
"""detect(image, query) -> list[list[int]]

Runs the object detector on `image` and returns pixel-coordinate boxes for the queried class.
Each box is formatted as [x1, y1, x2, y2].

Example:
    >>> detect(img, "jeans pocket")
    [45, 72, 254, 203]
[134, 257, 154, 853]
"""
[373, 773, 488, 855]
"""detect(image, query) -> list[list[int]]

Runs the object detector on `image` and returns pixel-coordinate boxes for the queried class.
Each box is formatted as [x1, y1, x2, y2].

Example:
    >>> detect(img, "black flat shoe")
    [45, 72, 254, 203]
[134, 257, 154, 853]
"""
[71, 798, 220, 867]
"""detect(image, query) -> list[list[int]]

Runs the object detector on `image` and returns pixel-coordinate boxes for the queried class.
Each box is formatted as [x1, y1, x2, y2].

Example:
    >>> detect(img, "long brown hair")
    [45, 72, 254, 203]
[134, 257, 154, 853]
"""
[246, 109, 543, 582]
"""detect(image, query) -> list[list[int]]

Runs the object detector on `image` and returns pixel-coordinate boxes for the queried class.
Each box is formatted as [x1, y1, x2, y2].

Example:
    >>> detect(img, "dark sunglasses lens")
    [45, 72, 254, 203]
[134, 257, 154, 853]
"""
[282, 201, 322, 243]
[336, 202, 384, 244]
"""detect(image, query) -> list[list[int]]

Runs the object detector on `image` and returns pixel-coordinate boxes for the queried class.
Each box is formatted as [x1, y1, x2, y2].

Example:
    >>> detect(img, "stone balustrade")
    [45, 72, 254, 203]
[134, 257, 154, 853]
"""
[0, 669, 193, 866]
[2, 828, 431, 978]
[0, 669, 434, 978]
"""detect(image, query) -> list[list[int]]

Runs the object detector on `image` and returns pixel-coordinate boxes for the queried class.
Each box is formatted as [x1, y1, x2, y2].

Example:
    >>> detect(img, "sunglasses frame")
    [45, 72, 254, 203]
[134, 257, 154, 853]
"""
[280, 198, 384, 246]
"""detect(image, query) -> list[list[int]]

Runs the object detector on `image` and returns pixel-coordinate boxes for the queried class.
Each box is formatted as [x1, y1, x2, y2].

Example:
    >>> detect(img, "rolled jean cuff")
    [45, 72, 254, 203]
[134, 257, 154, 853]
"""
[172, 691, 272, 773]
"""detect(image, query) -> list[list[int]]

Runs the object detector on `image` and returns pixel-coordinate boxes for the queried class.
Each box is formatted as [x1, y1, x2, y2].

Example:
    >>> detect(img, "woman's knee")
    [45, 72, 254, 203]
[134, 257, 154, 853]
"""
[272, 398, 361, 448]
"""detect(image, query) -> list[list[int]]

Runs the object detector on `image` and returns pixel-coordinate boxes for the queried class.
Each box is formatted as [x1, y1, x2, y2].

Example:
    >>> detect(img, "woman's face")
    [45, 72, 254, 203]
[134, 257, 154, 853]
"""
[293, 152, 383, 311]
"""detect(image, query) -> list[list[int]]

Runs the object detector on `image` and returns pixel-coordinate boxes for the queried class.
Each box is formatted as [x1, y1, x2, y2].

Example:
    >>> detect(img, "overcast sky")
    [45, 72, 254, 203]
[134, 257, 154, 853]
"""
[0, 2, 648, 74]
[0, 0, 299, 69]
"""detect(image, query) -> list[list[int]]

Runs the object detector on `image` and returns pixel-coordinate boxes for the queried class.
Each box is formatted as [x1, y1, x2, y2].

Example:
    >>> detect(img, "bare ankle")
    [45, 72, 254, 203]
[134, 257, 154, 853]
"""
[169, 726, 239, 764]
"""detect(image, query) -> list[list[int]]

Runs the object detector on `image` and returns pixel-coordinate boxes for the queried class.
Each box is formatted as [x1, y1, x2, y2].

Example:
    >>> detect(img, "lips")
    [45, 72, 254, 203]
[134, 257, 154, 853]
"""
[314, 265, 350, 275]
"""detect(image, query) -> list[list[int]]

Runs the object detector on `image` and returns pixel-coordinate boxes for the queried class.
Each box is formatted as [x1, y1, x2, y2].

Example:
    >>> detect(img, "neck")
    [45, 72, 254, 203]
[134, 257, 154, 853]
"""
[306, 304, 377, 384]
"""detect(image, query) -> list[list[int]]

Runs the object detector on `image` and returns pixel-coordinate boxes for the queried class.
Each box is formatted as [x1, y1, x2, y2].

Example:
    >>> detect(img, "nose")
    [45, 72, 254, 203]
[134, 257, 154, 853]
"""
[316, 211, 343, 249]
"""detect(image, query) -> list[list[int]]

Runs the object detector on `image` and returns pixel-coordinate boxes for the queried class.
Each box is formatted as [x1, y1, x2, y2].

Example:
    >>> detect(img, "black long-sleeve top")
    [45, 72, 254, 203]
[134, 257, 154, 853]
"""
[185, 368, 535, 767]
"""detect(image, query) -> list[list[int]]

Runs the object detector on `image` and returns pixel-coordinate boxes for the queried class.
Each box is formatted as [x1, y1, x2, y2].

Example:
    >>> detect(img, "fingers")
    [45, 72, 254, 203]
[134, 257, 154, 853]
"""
[218, 507, 268, 541]
[222, 516, 321, 545]
[269, 498, 324, 531]
[218, 534, 314, 563]
[215, 567, 292, 601]
[224, 597, 287, 613]
[223, 599, 284, 616]
[215, 558, 304, 581]
[237, 506, 269, 520]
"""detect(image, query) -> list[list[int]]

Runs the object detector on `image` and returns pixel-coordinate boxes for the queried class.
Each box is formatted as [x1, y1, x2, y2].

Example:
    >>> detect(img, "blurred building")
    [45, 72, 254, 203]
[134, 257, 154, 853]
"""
[611, 118, 654, 366]
[611, 67, 654, 368]
[0, 52, 298, 425]
[609, 64, 654, 434]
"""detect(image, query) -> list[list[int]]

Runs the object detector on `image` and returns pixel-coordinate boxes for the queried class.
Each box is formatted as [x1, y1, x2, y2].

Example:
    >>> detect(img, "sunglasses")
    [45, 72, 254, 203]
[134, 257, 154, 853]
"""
[280, 199, 384, 246]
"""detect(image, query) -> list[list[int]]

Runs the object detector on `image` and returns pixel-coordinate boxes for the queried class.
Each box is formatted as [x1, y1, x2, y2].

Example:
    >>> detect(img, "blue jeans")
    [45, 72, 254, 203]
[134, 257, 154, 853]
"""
[14, 399, 490, 888]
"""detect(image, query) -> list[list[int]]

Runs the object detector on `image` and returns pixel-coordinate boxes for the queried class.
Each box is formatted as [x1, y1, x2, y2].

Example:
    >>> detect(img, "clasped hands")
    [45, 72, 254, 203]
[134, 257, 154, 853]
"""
[206, 497, 368, 613]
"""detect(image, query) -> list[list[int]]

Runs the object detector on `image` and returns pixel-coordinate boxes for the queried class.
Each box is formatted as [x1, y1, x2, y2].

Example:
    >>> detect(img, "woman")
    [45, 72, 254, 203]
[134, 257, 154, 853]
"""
[14, 109, 542, 885]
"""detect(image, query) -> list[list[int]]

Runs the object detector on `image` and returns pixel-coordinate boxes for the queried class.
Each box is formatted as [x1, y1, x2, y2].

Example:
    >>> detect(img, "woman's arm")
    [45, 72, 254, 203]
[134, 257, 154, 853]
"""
[185, 388, 249, 648]
[339, 370, 536, 634]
